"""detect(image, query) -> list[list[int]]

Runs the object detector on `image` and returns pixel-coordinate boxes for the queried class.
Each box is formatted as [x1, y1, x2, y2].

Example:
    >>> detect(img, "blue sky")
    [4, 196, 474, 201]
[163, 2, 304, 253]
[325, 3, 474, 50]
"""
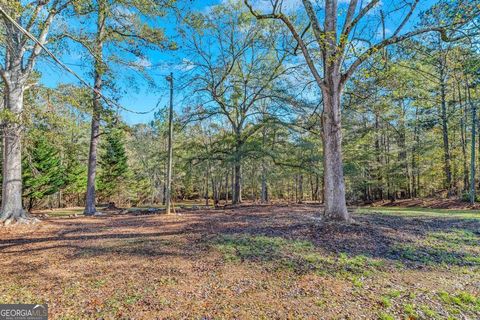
[38, 0, 440, 124]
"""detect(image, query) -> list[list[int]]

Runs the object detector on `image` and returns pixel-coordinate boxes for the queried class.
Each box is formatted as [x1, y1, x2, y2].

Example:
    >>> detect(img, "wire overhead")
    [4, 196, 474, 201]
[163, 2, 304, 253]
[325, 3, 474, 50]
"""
[0, 5, 163, 115]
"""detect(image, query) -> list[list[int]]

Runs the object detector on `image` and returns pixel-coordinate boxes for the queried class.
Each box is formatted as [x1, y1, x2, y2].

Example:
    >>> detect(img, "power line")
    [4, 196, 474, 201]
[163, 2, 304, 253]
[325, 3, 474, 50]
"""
[0, 5, 162, 115]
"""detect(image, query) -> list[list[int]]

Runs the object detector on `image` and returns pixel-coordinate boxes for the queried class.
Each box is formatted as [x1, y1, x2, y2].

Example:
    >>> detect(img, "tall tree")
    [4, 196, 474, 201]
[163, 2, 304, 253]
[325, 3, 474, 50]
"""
[244, 0, 478, 221]
[66, 0, 175, 214]
[184, 2, 291, 204]
[0, 0, 70, 223]
[23, 131, 65, 211]
[98, 122, 128, 202]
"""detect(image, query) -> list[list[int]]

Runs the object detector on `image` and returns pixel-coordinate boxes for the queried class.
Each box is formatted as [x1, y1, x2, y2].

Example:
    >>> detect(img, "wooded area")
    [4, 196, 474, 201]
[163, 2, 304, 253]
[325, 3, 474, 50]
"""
[0, 0, 479, 319]
[1, 0, 479, 223]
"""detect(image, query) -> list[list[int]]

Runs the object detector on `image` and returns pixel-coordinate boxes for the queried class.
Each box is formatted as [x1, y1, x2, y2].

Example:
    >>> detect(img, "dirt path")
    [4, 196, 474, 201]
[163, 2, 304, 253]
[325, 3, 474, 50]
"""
[0, 205, 479, 319]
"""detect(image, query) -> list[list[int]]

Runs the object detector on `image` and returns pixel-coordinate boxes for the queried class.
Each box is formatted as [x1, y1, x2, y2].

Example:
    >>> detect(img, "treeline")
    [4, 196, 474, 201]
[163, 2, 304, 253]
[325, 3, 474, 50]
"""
[8, 34, 480, 210]
[0, 0, 479, 215]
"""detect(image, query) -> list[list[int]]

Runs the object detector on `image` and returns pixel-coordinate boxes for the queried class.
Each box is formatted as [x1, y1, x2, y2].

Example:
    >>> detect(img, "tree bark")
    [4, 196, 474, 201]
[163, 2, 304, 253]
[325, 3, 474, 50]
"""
[233, 161, 242, 204]
[261, 166, 268, 203]
[84, 4, 105, 215]
[297, 174, 303, 203]
[321, 85, 349, 221]
[232, 138, 242, 204]
[1, 82, 27, 221]
[468, 83, 476, 204]
[84, 70, 102, 215]
[459, 84, 469, 191]
[439, 63, 453, 196]
[205, 163, 209, 206]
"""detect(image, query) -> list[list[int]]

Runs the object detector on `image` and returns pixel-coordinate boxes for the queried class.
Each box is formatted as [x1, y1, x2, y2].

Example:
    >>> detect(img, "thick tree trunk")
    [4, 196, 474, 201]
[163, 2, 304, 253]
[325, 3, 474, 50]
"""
[233, 161, 242, 204]
[321, 85, 349, 221]
[1, 84, 28, 222]
[232, 137, 242, 204]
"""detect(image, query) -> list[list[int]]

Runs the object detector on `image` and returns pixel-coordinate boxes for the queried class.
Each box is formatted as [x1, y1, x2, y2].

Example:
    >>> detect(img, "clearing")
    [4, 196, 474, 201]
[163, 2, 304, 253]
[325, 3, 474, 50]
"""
[0, 205, 479, 319]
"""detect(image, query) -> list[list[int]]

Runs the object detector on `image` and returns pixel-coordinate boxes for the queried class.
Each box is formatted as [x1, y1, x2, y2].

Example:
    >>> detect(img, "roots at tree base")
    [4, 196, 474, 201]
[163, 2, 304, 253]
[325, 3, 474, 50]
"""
[323, 210, 353, 223]
[1, 209, 39, 225]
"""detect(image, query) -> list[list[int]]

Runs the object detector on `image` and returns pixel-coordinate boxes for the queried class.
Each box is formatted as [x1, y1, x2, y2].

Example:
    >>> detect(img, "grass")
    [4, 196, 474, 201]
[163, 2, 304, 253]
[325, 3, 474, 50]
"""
[358, 206, 480, 219]
[213, 234, 384, 278]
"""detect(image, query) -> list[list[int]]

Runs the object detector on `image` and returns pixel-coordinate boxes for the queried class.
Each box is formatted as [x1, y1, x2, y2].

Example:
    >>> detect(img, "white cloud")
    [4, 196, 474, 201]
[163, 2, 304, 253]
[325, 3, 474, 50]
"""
[203, 0, 303, 15]
[134, 57, 152, 68]
[177, 58, 195, 72]
[252, 0, 303, 14]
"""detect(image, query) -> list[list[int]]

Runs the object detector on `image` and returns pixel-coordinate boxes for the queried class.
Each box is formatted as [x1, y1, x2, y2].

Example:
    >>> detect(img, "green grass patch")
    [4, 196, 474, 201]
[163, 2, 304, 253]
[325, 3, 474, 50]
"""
[358, 207, 480, 219]
[213, 234, 384, 277]
[389, 228, 480, 267]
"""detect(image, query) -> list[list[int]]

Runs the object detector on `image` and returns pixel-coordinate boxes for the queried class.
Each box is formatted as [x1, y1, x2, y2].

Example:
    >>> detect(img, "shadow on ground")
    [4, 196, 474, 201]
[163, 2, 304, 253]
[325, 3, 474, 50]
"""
[0, 205, 479, 271]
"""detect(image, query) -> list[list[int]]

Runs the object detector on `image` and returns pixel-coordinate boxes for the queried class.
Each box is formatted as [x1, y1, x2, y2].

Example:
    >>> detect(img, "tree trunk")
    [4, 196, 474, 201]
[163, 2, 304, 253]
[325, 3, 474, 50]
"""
[84, 5, 105, 215]
[469, 84, 476, 204]
[459, 84, 469, 192]
[225, 172, 229, 203]
[321, 86, 349, 221]
[260, 126, 268, 203]
[261, 167, 268, 203]
[233, 161, 242, 204]
[231, 165, 235, 204]
[232, 138, 242, 204]
[1, 83, 27, 221]
[211, 177, 219, 207]
[84, 75, 102, 215]
[297, 174, 303, 203]
[440, 65, 453, 196]
[205, 163, 209, 206]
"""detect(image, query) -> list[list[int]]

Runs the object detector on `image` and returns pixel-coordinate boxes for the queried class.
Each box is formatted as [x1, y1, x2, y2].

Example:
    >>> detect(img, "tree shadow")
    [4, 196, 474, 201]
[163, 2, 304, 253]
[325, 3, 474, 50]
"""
[1, 205, 479, 273]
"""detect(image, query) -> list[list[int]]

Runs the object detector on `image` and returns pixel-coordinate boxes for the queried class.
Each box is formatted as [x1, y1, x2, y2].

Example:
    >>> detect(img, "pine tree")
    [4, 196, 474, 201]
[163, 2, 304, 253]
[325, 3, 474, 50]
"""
[98, 125, 129, 201]
[23, 133, 65, 211]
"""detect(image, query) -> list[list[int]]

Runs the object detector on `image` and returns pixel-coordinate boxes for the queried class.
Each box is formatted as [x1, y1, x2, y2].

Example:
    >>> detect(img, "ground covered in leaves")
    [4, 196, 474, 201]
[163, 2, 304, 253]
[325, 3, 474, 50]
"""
[1, 204, 479, 319]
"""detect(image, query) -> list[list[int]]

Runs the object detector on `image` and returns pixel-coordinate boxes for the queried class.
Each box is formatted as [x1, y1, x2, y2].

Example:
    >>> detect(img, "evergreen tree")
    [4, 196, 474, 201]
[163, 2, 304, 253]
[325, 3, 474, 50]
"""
[22, 132, 66, 211]
[98, 124, 129, 201]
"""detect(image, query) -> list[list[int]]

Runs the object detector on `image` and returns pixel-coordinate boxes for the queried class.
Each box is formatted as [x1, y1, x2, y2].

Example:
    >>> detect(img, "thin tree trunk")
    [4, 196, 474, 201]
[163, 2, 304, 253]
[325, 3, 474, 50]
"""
[84, 4, 106, 216]
[411, 107, 419, 198]
[440, 63, 453, 197]
[165, 73, 174, 214]
[261, 166, 268, 203]
[225, 171, 229, 203]
[469, 83, 476, 204]
[231, 165, 235, 204]
[212, 177, 219, 207]
[297, 174, 303, 203]
[459, 83, 469, 191]
[205, 163, 209, 206]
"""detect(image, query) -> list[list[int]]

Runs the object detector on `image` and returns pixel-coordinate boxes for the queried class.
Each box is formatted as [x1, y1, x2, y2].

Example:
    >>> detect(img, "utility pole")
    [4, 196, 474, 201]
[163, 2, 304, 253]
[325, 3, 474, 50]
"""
[165, 73, 174, 214]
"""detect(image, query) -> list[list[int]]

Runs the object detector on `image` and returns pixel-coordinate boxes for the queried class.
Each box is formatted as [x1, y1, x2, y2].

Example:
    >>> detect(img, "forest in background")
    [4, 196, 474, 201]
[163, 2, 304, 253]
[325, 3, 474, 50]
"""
[0, 0, 479, 213]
